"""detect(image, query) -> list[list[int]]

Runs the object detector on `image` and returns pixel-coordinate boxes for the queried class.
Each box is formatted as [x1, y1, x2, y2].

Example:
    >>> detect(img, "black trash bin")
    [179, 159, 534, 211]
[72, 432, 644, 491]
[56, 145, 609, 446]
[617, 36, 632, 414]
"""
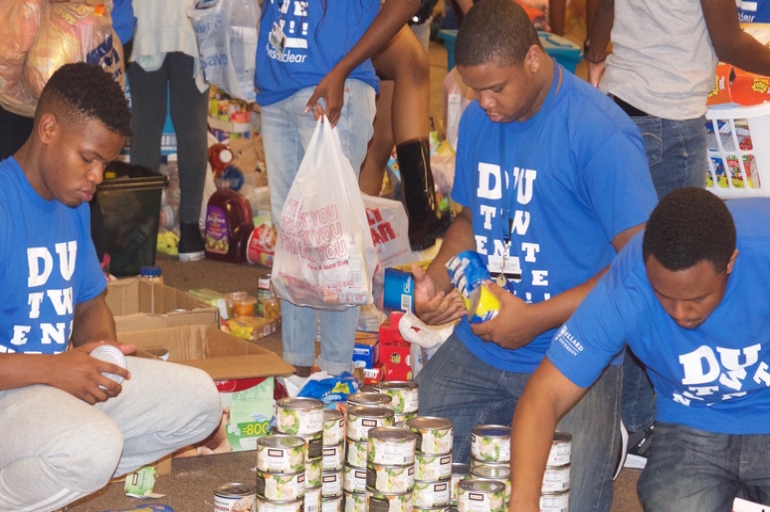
[90, 161, 168, 277]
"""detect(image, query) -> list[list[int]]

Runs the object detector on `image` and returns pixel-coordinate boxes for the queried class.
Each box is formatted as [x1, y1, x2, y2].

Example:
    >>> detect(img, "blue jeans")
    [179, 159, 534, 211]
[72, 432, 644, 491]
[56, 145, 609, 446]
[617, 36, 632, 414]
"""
[621, 115, 708, 433]
[639, 422, 770, 511]
[261, 80, 376, 375]
[415, 334, 623, 512]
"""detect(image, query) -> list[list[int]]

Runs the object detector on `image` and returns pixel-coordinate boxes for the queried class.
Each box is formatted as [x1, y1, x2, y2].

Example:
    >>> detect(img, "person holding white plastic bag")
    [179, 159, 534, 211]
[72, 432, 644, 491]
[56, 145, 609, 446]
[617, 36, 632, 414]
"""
[256, 0, 422, 377]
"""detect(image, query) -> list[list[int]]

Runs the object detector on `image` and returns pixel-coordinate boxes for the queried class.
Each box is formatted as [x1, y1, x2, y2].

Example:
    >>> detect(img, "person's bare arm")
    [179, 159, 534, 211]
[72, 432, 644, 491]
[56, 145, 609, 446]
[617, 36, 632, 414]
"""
[508, 358, 587, 512]
[70, 289, 116, 348]
[702, 0, 770, 74]
[305, 0, 421, 124]
[471, 223, 644, 349]
[585, 0, 614, 86]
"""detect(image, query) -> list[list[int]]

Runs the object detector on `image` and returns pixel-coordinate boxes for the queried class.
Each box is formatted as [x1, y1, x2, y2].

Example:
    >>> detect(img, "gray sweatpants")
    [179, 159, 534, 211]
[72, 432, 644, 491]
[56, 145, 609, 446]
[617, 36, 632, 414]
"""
[0, 356, 222, 512]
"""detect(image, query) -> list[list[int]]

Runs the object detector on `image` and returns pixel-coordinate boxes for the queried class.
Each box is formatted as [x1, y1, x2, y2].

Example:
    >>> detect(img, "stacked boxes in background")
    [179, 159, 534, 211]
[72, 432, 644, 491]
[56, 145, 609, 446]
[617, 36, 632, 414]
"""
[379, 312, 413, 381]
[353, 332, 384, 385]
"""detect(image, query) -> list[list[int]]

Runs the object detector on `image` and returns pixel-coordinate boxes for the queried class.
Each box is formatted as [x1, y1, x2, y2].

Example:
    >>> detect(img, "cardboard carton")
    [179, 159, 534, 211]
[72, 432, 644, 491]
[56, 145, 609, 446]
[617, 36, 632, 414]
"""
[106, 278, 219, 331]
[117, 324, 294, 456]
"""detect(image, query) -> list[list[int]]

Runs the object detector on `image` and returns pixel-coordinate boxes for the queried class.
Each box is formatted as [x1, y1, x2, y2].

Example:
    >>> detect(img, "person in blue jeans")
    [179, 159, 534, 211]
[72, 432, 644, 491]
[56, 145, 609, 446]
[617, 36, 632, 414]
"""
[410, 1, 657, 510]
[586, 0, 770, 455]
[255, 0, 424, 377]
[508, 188, 770, 512]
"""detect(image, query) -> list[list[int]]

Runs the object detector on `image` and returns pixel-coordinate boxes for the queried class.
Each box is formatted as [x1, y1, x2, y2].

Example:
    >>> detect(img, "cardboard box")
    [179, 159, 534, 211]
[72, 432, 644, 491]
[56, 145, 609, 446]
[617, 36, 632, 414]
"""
[106, 278, 220, 331]
[117, 324, 294, 455]
[379, 312, 413, 381]
[364, 362, 385, 385]
[353, 332, 380, 369]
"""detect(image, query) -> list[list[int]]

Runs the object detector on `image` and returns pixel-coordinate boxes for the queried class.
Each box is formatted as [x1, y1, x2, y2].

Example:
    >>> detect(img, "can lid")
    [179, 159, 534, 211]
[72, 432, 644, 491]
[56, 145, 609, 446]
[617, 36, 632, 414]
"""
[347, 405, 395, 418]
[276, 397, 325, 410]
[368, 426, 417, 443]
[458, 479, 505, 493]
[140, 266, 162, 277]
[257, 434, 306, 449]
[471, 424, 510, 437]
[553, 431, 573, 443]
[348, 392, 393, 407]
[324, 409, 344, 421]
[406, 416, 454, 431]
[471, 464, 510, 479]
[374, 381, 418, 391]
[215, 482, 256, 497]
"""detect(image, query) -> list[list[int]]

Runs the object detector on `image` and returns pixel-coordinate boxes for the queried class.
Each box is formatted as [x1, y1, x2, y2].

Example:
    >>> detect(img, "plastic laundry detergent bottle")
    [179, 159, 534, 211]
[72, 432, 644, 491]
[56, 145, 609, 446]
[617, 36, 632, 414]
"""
[204, 179, 254, 263]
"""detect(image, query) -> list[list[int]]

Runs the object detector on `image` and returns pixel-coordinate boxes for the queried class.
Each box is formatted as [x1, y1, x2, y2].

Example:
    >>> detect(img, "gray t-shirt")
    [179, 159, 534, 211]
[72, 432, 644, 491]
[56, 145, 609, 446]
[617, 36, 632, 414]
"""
[600, 0, 718, 119]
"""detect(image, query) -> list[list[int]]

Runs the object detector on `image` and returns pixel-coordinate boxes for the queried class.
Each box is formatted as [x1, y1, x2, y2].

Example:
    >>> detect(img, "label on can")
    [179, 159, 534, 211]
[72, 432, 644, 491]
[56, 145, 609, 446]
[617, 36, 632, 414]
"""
[257, 471, 306, 501]
[343, 464, 368, 493]
[215, 483, 257, 512]
[445, 251, 491, 312]
[305, 486, 322, 512]
[304, 432, 324, 460]
[323, 444, 345, 471]
[540, 490, 570, 512]
[548, 431, 572, 467]
[366, 463, 415, 494]
[450, 463, 471, 504]
[306, 457, 323, 489]
[344, 491, 366, 512]
[346, 437, 368, 468]
[322, 495, 343, 512]
[457, 480, 506, 512]
[323, 410, 345, 446]
[321, 471, 343, 498]
[276, 398, 324, 435]
[257, 435, 306, 473]
[346, 406, 394, 441]
[255, 497, 304, 512]
[470, 425, 510, 463]
[414, 452, 453, 481]
[413, 480, 451, 508]
[368, 428, 417, 465]
[365, 489, 414, 512]
[374, 382, 419, 414]
[541, 463, 571, 494]
[406, 417, 454, 455]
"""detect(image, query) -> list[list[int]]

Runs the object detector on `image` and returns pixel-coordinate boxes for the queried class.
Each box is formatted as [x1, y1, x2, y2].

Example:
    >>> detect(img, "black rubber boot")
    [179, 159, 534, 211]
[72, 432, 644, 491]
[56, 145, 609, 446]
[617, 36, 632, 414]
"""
[396, 138, 453, 251]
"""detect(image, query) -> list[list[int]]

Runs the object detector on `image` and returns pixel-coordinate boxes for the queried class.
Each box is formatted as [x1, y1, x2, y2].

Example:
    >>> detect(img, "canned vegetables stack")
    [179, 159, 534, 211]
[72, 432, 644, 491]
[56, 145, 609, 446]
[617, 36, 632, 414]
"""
[450, 463, 470, 509]
[407, 417, 454, 512]
[366, 426, 418, 512]
[256, 435, 306, 512]
[374, 381, 419, 424]
[541, 431, 572, 512]
[323, 409, 346, 512]
[344, 401, 395, 512]
[469, 425, 511, 508]
[273, 397, 325, 512]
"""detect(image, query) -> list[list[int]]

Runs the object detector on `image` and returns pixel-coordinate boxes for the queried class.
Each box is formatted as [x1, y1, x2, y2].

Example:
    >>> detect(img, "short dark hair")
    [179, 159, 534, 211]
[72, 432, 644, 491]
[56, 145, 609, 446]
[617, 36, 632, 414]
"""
[643, 188, 736, 273]
[455, 0, 542, 67]
[35, 62, 132, 137]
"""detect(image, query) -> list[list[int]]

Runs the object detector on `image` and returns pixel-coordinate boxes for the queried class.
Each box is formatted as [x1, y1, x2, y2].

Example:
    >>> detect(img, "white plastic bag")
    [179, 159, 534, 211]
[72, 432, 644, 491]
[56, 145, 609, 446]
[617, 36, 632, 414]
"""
[187, 0, 259, 101]
[272, 116, 377, 310]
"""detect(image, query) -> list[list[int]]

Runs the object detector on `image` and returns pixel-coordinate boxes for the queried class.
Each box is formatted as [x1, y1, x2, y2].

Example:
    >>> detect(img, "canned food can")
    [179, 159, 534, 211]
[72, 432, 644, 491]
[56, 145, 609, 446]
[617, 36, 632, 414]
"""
[321, 470, 343, 498]
[393, 412, 419, 424]
[257, 435, 307, 473]
[275, 397, 325, 435]
[365, 489, 414, 512]
[305, 486, 322, 512]
[467, 284, 500, 324]
[450, 463, 471, 505]
[374, 381, 419, 414]
[346, 405, 394, 441]
[214, 483, 256, 512]
[306, 457, 323, 488]
[323, 409, 345, 446]
[470, 425, 510, 463]
[540, 490, 570, 512]
[366, 463, 415, 493]
[414, 452, 453, 481]
[322, 494, 343, 512]
[343, 490, 366, 512]
[456, 479, 506, 512]
[304, 432, 324, 460]
[257, 274, 275, 317]
[445, 251, 491, 310]
[89, 344, 127, 386]
[368, 427, 417, 465]
[469, 466, 511, 505]
[256, 470, 306, 501]
[346, 437, 368, 468]
[541, 463, 571, 493]
[406, 417, 454, 455]
[255, 497, 304, 512]
[343, 463, 368, 493]
[323, 443, 345, 471]
[348, 391, 393, 409]
[413, 480, 451, 508]
[548, 431, 572, 467]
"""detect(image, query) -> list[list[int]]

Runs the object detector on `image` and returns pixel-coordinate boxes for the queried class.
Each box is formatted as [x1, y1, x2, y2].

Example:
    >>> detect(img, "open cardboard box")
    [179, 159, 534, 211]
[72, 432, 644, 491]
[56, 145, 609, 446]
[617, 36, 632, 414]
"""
[106, 278, 220, 332]
[117, 325, 294, 464]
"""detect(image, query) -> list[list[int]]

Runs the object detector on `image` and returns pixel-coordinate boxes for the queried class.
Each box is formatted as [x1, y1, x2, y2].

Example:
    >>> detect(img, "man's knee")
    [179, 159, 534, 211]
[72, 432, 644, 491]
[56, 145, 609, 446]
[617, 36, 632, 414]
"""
[55, 422, 123, 492]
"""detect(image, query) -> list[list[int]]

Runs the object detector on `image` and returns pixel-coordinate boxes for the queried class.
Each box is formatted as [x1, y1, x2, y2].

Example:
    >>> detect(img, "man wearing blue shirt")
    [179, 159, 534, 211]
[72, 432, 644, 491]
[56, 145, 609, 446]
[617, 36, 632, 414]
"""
[411, 0, 658, 510]
[508, 188, 770, 511]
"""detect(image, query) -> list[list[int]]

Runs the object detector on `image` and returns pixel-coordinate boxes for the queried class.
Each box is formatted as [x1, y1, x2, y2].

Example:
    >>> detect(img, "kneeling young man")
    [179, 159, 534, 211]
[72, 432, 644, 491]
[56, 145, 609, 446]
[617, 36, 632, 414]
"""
[509, 188, 770, 511]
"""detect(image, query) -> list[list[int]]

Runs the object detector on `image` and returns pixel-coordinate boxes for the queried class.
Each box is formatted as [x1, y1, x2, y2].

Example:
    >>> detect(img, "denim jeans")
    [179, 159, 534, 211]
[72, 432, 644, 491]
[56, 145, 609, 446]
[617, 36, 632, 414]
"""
[0, 357, 222, 512]
[415, 334, 623, 512]
[638, 422, 770, 511]
[261, 80, 376, 375]
[621, 115, 709, 433]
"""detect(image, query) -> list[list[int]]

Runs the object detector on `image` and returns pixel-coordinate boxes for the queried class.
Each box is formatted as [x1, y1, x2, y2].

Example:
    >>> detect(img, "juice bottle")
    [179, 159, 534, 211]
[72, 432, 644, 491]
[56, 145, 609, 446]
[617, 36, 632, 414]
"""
[204, 181, 255, 263]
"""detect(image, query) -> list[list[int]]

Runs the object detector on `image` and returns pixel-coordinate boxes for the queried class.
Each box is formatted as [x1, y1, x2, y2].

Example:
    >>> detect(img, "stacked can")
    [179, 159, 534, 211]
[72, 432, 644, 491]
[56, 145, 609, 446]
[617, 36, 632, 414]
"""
[322, 409, 346, 512]
[366, 427, 417, 512]
[255, 435, 306, 512]
[450, 464, 470, 508]
[274, 397, 325, 512]
[406, 417, 454, 512]
[374, 381, 419, 423]
[468, 425, 511, 506]
[456, 479, 506, 512]
[343, 404, 395, 512]
[540, 431, 571, 512]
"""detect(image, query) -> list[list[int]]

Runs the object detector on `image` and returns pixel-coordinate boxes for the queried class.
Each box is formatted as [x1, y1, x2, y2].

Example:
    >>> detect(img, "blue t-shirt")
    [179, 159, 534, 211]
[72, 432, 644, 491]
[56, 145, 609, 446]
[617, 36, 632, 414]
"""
[0, 158, 106, 355]
[548, 199, 770, 435]
[738, 0, 770, 23]
[451, 65, 657, 373]
[112, 0, 137, 45]
[255, 0, 380, 106]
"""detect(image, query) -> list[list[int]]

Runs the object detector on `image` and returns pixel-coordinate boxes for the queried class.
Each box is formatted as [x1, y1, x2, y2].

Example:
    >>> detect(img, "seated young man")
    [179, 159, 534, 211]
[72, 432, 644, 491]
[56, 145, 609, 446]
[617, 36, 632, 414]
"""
[509, 187, 770, 512]
[0, 62, 222, 512]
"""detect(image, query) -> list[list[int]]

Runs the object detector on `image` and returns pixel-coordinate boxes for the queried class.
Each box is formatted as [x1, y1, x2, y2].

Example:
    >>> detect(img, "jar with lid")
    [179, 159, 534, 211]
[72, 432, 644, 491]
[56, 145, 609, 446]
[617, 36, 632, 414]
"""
[139, 266, 164, 284]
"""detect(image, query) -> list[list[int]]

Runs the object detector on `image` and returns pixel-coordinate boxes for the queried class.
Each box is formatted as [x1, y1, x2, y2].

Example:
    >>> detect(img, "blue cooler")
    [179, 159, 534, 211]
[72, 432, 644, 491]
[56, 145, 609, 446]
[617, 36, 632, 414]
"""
[438, 29, 583, 73]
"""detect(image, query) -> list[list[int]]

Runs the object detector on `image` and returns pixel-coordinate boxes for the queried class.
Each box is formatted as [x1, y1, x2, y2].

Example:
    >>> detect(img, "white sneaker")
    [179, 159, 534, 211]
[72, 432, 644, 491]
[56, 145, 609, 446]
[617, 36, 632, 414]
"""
[613, 420, 629, 480]
[624, 425, 654, 470]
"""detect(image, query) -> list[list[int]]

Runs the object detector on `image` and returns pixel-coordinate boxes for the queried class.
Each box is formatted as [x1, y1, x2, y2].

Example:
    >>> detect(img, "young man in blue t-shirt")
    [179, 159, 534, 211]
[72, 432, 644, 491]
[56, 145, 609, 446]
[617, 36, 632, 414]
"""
[411, 0, 657, 510]
[0, 63, 221, 512]
[509, 188, 770, 511]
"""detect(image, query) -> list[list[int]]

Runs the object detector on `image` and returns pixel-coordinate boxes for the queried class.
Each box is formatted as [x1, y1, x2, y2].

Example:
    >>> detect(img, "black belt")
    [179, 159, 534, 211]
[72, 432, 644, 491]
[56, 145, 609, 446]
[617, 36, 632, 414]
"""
[609, 95, 649, 117]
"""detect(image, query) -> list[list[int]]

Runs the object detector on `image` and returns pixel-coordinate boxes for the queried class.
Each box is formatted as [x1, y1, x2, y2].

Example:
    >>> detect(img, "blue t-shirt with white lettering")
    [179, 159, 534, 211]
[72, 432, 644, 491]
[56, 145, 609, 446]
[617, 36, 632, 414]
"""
[548, 199, 770, 434]
[451, 65, 657, 373]
[0, 158, 106, 355]
[255, 0, 380, 106]
[738, 0, 770, 24]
